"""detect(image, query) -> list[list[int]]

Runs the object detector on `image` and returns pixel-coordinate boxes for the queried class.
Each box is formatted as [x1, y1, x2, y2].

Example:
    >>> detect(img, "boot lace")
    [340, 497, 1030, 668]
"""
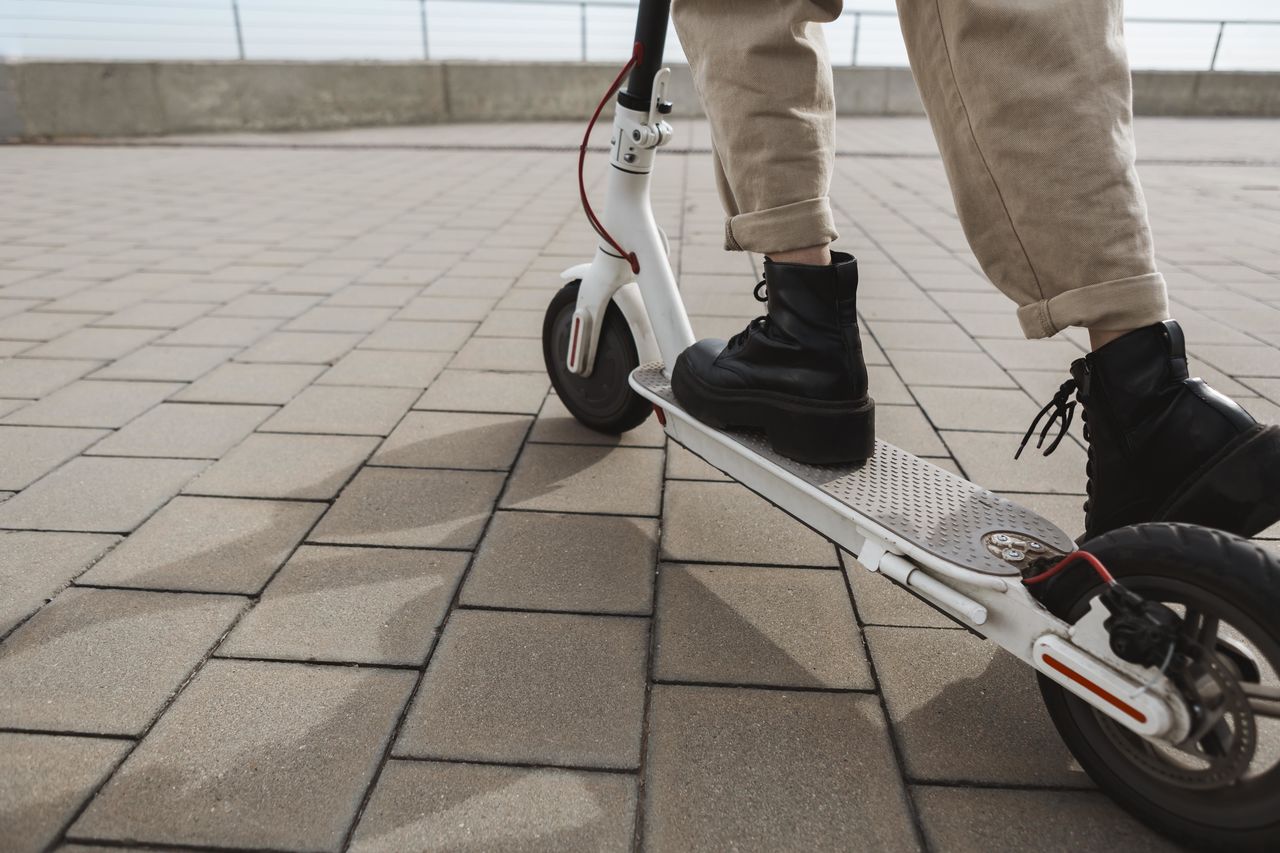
[728, 280, 770, 349]
[1016, 372, 1098, 534]
[1015, 378, 1078, 460]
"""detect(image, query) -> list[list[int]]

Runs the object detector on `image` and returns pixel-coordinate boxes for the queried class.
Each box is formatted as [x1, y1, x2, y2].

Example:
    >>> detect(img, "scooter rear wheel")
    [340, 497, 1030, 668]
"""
[1037, 523, 1280, 851]
[542, 280, 652, 434]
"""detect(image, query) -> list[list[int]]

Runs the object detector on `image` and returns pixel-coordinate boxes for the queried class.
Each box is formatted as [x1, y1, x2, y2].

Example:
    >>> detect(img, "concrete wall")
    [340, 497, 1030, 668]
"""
[2, 60, 1277, 140]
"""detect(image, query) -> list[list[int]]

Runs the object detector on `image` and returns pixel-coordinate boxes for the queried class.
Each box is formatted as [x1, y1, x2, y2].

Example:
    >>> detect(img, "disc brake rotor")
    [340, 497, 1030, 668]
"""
[1100, 646, 1257, 789]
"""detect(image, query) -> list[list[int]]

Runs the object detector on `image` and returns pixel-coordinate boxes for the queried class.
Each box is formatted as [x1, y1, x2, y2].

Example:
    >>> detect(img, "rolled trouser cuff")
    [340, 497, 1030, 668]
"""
[1016, 272, 1170, 339]
[724, 197, 839, 253]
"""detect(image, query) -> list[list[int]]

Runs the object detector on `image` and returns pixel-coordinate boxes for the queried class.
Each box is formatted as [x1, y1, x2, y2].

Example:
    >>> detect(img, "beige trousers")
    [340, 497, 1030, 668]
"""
[671, 0, 1170, 339]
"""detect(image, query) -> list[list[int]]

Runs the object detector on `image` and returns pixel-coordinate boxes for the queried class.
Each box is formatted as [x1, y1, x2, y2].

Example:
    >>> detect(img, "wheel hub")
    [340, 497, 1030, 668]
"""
[1102, 633, 1257, 789]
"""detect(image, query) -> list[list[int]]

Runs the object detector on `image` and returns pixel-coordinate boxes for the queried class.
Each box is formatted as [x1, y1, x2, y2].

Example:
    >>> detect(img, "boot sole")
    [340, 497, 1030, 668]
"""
[671, 363, 875, 465]
[1157, 423, 1280, 538]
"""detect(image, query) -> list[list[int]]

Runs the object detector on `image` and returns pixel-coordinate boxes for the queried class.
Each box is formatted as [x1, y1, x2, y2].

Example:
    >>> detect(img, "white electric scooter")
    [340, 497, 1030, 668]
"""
[540, 3, 1280, 848]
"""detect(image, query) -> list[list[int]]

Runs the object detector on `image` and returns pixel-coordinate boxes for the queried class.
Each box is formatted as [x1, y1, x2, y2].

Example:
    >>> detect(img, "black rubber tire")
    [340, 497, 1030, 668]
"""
[1036, 523, 1280, 852]
[541, 280, 652, 435]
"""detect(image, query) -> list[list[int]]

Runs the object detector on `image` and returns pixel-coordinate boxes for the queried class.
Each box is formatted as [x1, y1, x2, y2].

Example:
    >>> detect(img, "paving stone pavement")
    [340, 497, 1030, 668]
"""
[1, 116, 1277, 852]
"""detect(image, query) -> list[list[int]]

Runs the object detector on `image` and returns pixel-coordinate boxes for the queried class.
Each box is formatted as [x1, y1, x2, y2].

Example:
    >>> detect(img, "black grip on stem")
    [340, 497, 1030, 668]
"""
[618, 0, 671, 111]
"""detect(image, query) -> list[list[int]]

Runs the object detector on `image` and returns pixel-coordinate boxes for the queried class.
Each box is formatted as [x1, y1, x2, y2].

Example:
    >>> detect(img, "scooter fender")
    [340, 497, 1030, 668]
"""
[560, 262, 661, 377]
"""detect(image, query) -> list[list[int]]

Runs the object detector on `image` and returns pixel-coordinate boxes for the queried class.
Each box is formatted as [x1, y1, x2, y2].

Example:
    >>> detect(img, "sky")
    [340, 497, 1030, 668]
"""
[1, 0, 1278, 70]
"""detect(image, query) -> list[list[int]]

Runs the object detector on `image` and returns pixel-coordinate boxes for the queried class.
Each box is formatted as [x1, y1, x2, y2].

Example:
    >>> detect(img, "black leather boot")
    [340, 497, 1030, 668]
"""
[1017, 320, 1280, 541]
[671, 251, 875, 465]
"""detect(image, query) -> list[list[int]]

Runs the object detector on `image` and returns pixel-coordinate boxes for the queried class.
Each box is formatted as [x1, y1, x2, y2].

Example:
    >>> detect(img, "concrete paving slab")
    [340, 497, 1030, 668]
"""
[664, 442, 730, 481]
[867, 319, 981, 352]
[72, 659, 414, 851]
[312, 467, 504, 549]
[235, 330, 363, 363]
[373, 410, 531, 470]
[876, 404, 947, 456]
[427, 277, 513, 298]
[1195, 343, 1280, 377]
[475, 308, 543, 338]
[980, 338, 1085, 372]
[359, 320, 476, 352]
[395, 296, 497, 322]
[285, 305, 395, 333]
[0, 531, 119, 636]
[158, 316, 279, 347]
[1, 380, 181, 429]
[0, 732, 130, 853]
[912, 786, 1179, 852]
[859, 297, 950, 323]
[842, 552, 960, 630]
[260, 385, 418, 436]
[79, 496, 324, 594]
[86, 403, 273, 459]
[215, 292, 322, 318]
[450, 337, 543, 371]
[317, 349, 451, 389]
[183, 432, 378, 500]
[24, 328, 161, 361]
[414, 369, 550, 414]
[654, 563, 870, 689]
[501, 444, 663, 517]
[323, 285, 418, 308]
[865, 626, 1088, 786]
[220, 544, 467, 665]
[172, 361, 325, 404]
[0, 312, 102, 342]
[350, 760, 637, 853]
[94, 301, 215, 329]
[461, 511, 657, 614]
[0, 456, 206, 533]
[263, 276, 350, 297]
[0, 425, 107, 490]
[1011, 492, 1087, 539]
[943, 429, 1087, 495]
[887, 349, 1016, 388]
[912, 386, 1041, 432]
[644, 685, 918, 851]
[88, 345, 238, 382]
[396, 610, 648, 768]
[528, 394, 664, 447]
[0, 587, 244, 734]
[660, 480, 838, 567]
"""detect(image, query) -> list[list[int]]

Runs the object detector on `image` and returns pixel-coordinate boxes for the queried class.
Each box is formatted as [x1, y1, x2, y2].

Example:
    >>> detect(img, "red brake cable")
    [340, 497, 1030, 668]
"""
[578, 41, 643, 275]
[1022, 549, 1117, 587]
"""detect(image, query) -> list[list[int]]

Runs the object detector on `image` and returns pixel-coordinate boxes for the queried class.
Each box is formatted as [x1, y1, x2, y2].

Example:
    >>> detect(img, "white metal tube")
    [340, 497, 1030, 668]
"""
[603, 105, 695, 369]
[880, 553, 988, 626]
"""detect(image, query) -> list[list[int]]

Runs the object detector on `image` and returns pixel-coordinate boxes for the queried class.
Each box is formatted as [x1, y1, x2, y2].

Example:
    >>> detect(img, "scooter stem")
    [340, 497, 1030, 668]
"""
[620, 0, 673, 111]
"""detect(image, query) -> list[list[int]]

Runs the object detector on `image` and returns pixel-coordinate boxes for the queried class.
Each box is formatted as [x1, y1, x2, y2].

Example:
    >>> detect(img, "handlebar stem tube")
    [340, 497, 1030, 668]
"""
[619, 0, 671, 110]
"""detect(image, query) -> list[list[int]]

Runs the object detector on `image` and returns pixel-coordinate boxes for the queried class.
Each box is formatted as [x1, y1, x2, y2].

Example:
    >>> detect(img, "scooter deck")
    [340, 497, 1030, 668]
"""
[631, 363, 1075, 577]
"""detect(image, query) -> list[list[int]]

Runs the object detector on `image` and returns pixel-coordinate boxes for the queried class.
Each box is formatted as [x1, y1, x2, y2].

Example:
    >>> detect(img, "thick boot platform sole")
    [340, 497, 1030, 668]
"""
[1159, 424, 1280, 539]
[671, 361, 875, 465]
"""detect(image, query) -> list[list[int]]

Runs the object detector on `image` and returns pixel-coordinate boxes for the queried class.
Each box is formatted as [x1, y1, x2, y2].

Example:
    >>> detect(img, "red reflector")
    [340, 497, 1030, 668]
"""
[1042, 653, 1147, 723]
[653, 405, 666, 426]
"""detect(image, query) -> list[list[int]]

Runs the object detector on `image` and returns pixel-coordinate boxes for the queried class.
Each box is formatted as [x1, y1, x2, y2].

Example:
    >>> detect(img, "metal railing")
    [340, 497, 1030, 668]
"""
[3, 0, 1278, 71]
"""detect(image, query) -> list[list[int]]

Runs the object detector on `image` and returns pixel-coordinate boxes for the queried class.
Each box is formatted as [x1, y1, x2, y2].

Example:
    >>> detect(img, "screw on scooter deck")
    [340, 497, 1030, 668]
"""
[631, 363, 1075, 578]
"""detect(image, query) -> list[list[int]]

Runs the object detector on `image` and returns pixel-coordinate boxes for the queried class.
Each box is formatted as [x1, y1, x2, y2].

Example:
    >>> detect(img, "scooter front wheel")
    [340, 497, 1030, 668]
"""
[542, 280, 652, 434]
[1037, 523, 1280, 851]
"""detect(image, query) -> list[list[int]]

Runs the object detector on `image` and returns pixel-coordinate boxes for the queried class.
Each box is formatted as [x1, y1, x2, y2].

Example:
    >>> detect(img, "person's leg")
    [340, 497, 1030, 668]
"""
[895, 0, 1168, 342]
[669, 0, 873, 464]
[674, 0, 841, 261]
[896, 0, 1279, 539]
